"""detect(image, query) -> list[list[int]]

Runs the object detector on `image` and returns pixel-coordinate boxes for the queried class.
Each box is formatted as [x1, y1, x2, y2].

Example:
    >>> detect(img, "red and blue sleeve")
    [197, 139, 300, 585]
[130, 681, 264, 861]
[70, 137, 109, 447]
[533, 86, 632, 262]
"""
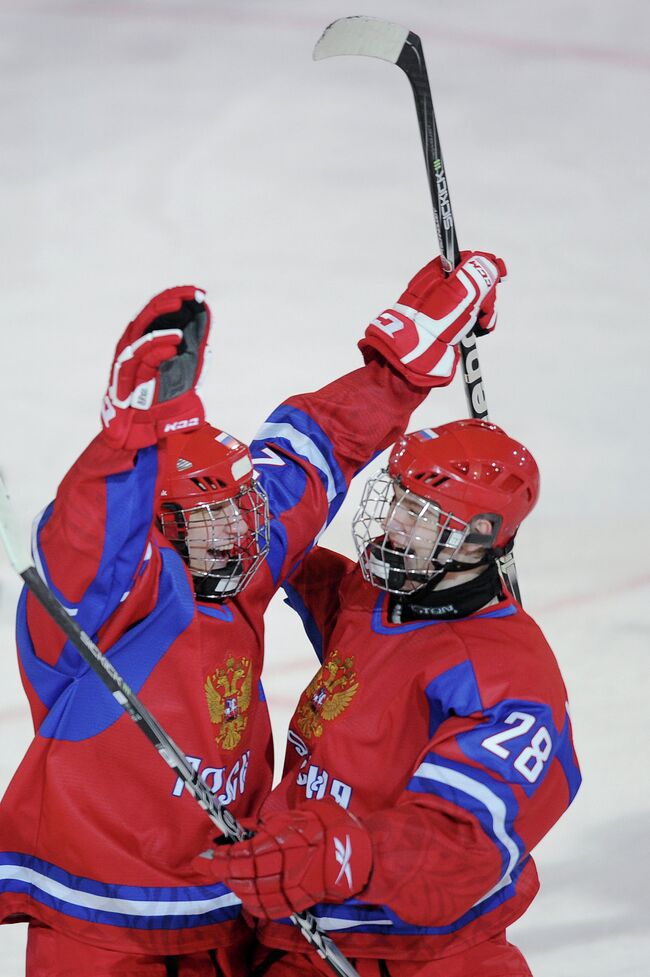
[281, 547, 353, 664]
[359, 652, 581, 928]
[250, 359, 426, 589]
[17, 433, 160, 725]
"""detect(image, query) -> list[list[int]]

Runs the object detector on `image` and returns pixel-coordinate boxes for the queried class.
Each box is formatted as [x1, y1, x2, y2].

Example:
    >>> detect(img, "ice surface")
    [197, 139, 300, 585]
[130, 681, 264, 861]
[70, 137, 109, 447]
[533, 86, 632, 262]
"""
[0, 1, 648, 973]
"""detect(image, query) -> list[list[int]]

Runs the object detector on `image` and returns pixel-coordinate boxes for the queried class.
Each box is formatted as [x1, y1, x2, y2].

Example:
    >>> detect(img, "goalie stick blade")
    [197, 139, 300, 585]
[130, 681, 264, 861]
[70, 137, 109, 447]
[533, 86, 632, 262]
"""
[0, 474, 31, 573]
[313, 16, 409, 65]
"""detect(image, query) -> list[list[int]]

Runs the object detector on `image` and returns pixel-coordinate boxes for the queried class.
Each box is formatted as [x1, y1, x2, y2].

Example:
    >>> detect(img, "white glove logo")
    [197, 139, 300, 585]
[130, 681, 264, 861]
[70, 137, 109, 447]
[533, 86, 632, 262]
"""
[370, 311, 406, 336]
[333, 834, 353, 889]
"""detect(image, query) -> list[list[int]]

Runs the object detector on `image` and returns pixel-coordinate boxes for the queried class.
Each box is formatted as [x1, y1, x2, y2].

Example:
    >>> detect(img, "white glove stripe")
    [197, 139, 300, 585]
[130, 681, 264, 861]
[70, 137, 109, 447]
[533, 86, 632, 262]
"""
[397, 319, 436, 363]
[394, 288, 473, 338]
[108, 328, 183, 409]
[393, 264, 478, 361]
[395, 265, 480, 362]
[427, 344, 457, 377]
[371, 256, 500, 376]
[438, 259, 499, 346]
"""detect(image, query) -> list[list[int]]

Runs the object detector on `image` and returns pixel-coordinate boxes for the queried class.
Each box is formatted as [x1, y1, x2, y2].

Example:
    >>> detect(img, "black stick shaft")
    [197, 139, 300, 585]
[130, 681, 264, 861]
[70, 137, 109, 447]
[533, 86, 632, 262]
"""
[21, 567, 246, 839]
[397, 33, 488, 424]
[397, 31, 522, 604]
[18, 566, 360, 977]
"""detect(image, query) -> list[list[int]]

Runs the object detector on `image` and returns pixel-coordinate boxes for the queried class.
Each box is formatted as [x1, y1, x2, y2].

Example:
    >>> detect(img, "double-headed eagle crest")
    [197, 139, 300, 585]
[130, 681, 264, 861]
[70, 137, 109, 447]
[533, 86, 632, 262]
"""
[204, 656, 253, 751]
[296, 651, 359, 740]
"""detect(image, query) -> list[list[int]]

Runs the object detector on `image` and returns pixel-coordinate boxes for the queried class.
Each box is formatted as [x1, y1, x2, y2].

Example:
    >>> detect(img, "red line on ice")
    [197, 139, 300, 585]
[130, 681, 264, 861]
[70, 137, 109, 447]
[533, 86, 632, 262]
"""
[3, 3, 649, 73]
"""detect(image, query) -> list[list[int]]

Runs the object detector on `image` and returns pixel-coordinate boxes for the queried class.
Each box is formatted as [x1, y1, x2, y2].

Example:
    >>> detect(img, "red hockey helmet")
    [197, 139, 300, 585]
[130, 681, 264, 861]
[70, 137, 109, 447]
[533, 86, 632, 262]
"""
[157, 424, 269, 600]
[388, 420, 539, 549]
[353, 419, 539, 594]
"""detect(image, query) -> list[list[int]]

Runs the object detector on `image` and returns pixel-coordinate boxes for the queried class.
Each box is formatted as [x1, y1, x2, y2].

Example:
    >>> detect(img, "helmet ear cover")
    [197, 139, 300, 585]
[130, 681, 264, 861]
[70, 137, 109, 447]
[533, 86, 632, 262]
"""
[463, 512, 502, 549]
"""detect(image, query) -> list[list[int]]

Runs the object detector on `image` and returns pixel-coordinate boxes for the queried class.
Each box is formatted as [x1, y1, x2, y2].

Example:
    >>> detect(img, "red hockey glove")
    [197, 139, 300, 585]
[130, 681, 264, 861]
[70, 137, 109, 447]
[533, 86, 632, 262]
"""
[210, 801, 373, 920]
[359, 250, 506, 388]
[100, 285, 211, 450]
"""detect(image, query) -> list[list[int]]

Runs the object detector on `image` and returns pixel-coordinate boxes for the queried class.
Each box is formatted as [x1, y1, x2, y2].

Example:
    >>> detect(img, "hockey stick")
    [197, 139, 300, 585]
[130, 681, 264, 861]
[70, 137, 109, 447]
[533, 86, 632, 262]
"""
[314, 16, 521, 603]
[0, 476, 360, 977]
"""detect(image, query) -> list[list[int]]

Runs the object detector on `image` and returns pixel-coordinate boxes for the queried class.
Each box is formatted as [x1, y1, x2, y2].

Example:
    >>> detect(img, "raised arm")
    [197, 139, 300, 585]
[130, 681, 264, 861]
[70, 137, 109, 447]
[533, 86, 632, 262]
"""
[19, 287, 210, 725]
[250, 251, 506, 586]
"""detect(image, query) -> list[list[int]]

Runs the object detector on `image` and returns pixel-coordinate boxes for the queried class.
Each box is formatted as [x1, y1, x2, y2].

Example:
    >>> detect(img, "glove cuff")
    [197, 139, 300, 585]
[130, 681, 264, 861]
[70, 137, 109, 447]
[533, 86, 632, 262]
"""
[100, 390, 206, 450]
[358, 335, 459, 390]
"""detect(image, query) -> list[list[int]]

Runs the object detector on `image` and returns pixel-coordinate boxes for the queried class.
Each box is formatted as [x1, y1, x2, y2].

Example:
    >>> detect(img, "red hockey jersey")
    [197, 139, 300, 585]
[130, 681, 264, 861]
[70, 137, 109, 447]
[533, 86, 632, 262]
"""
[0, 363, 425, 955]
[258, 547, 581, 962]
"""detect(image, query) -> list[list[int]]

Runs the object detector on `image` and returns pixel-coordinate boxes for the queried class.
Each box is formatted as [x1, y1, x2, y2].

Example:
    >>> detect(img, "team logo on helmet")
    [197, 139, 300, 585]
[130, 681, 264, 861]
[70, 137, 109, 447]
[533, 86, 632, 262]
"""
[296, 652, 359, 741]
[204, 656, 253, 751]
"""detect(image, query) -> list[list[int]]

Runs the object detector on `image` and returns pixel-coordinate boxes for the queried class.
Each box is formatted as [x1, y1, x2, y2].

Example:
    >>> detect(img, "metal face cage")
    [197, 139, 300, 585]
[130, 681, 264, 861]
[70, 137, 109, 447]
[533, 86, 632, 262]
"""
[159, 480, 270, 599]
[352, 470, 470, 594]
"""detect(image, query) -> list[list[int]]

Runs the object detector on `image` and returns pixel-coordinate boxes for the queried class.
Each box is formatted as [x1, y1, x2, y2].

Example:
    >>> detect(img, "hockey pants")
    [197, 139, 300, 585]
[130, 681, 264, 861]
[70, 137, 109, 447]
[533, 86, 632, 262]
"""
[252, 932, 533, 976]
[26, 921, 253, 977]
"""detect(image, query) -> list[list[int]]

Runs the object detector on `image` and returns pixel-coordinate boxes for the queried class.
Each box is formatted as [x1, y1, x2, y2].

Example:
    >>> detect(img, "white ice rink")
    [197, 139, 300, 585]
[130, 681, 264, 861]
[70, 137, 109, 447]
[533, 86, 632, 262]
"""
[0, 1, 648, 973]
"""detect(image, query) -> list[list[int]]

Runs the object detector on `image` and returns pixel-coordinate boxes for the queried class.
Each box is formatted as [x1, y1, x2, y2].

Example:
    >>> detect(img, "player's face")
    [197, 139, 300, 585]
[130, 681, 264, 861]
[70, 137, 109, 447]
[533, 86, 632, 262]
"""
[185, 501, 248, 573]
[384, 485, 442, 577]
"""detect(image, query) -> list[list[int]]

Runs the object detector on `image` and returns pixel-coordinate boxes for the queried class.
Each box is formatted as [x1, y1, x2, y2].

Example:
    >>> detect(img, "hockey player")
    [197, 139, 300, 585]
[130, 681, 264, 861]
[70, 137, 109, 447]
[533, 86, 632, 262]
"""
[0, 254, 505, 976]
[210, 421, 581, 976]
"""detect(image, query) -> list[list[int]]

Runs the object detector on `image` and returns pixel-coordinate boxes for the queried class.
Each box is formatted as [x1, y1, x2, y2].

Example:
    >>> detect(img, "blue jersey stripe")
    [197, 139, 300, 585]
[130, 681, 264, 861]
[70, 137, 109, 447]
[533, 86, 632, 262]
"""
[554, 714, 582, 804]
[408, 752, 524, 883]
[424, 661, 483, 737]
[197, 603, 234, 622]
[253, 403, 346, 503]
[282, 581, 324, 663]
[31, 447, 159, 637]
[89, 446, 159, 632]
[31, 503, 79, 615]
[265, 517, 290, 587]
[456, 697, 562, 799]
[475, 604, 518, 620]
[273, 859, 529, 936]
[251, 404, 349, 586]
[18, 547, 195, 740]
[371, 593, 517, 635]
[0, 852, 240, 930]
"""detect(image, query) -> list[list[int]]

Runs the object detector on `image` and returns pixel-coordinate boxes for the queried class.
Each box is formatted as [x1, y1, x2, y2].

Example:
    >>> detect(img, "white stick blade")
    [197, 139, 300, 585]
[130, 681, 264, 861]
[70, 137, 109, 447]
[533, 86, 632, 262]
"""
[0, 475, 32, 573]
[313, 16, 408, 65]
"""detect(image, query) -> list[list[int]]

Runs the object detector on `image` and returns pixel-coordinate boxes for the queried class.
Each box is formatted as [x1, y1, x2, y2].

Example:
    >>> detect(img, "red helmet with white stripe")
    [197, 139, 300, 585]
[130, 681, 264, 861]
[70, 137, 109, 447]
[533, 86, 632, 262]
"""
[157, 424, 269, 600]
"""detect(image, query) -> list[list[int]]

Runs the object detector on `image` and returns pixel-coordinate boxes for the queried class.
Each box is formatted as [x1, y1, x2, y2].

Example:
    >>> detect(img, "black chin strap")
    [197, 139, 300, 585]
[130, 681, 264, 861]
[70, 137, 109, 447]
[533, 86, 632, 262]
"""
[393, 560, 504, 623]
[192, 557, 242, 602]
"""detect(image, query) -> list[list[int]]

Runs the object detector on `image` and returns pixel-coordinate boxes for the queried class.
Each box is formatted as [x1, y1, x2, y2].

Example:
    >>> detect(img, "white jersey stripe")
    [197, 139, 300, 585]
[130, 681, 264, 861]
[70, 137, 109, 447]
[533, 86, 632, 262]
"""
[31, 507, 78, 616]
[413, 761, 520, 904]
[311, 913, 393, 931]
[0, 864, 241, 917]
[254, 422, 337, 503]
